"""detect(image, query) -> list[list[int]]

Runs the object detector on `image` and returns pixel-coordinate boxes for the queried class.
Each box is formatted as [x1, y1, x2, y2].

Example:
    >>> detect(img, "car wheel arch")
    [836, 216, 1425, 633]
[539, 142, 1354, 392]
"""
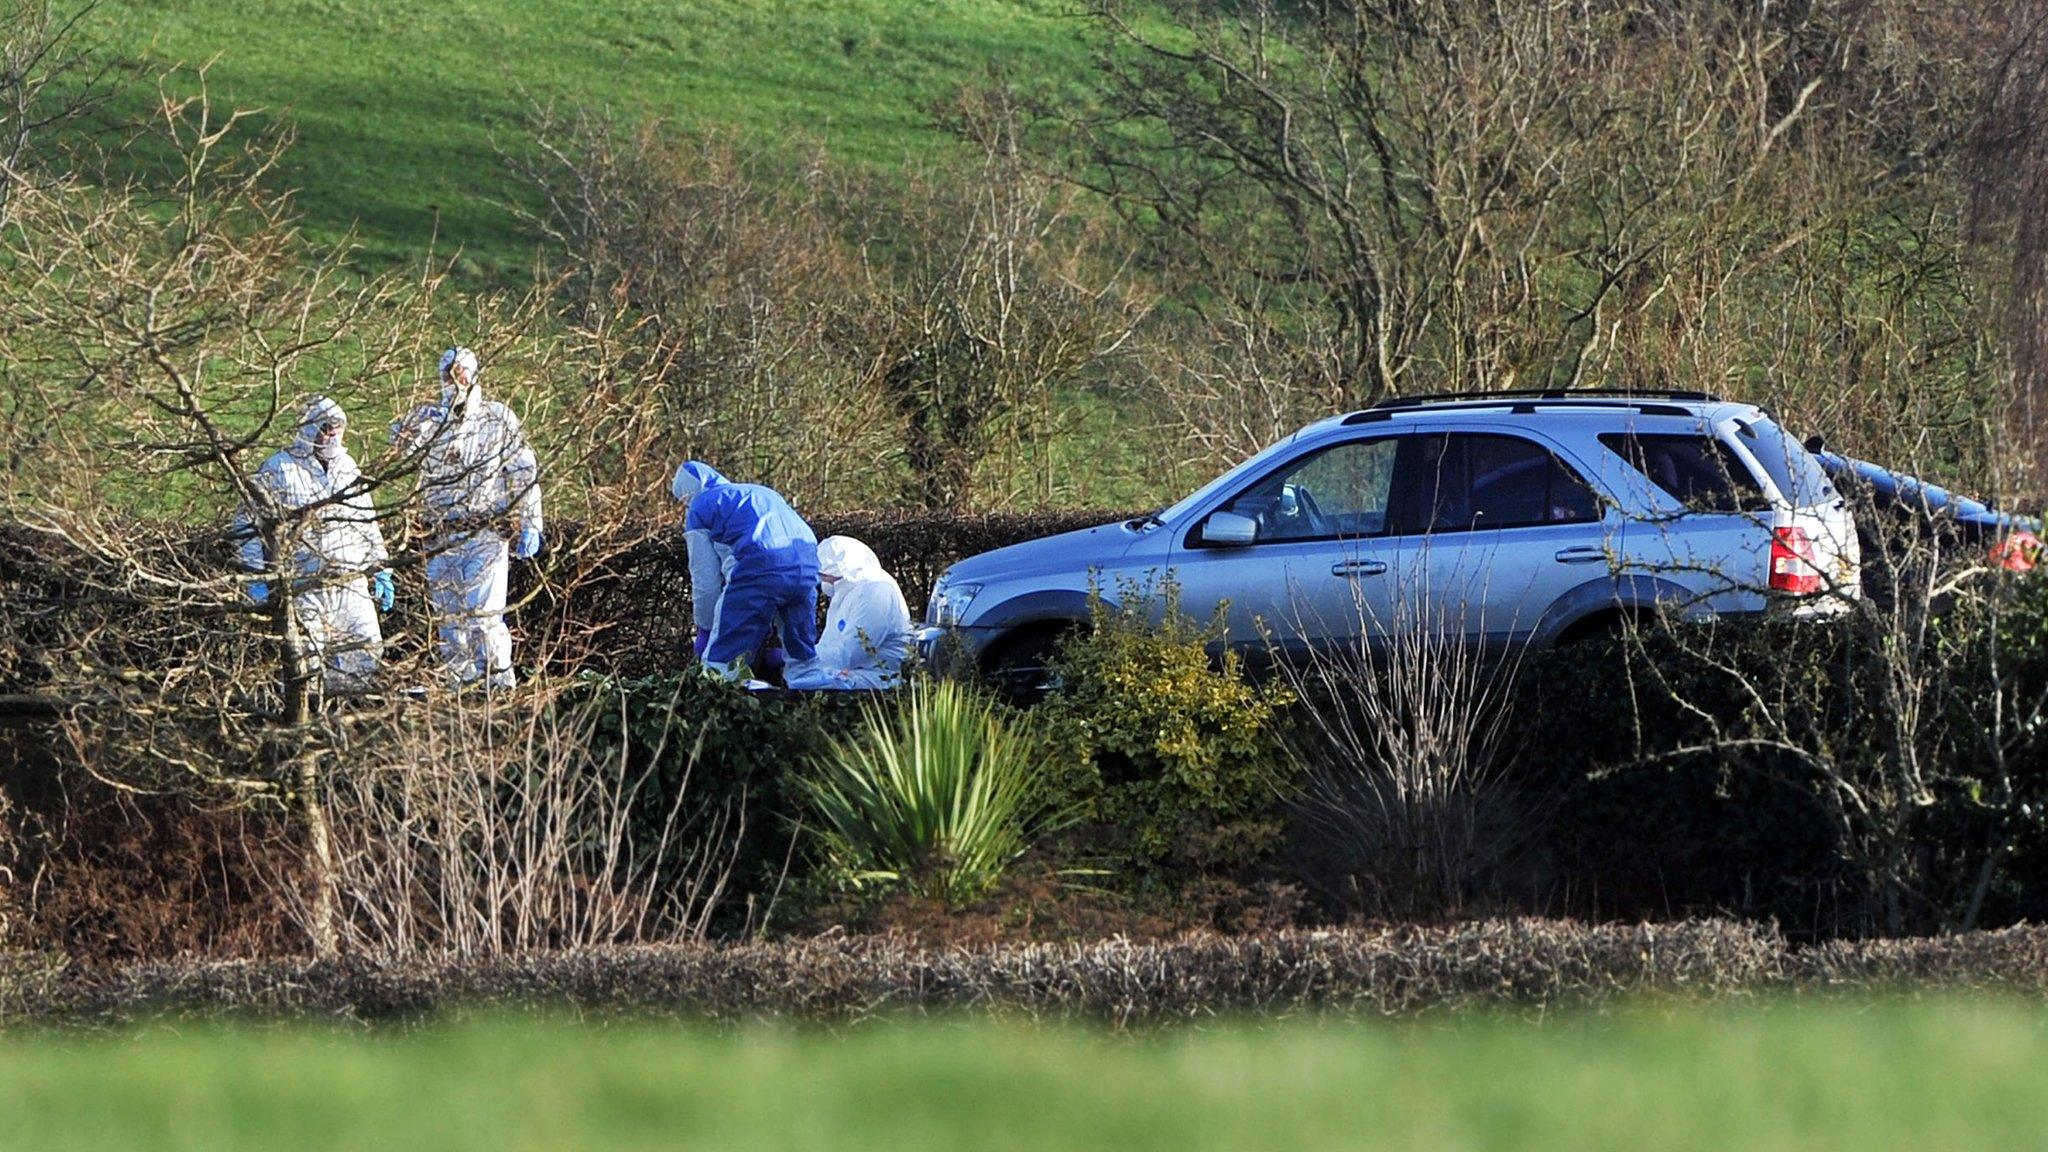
[1537, 574, 1695, 647]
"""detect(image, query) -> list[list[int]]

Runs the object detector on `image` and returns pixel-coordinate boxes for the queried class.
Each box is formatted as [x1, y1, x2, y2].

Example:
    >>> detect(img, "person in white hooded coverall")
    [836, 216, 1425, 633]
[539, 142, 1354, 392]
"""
[392, 347, 544, 690]
[784, 536, 913, 691]
[234, 396, 394, 691]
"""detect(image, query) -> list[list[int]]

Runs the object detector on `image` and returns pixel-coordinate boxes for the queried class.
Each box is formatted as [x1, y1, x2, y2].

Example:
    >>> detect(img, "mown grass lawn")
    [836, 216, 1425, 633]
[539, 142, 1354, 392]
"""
[3, 998, 2044, 1150]
[85, 0, 1103, 281]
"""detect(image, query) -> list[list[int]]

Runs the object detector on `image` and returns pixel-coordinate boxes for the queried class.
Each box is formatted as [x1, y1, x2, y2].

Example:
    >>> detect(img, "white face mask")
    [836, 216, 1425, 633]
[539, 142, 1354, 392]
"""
[299, 413, 345, 462]
[440, 362, 481, 414]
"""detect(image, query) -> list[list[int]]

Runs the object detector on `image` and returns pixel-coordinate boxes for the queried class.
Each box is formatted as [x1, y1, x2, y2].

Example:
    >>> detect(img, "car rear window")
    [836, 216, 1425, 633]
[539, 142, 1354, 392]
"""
[1736, 418, 1835, 509]
[1599, 432, 1769, 514]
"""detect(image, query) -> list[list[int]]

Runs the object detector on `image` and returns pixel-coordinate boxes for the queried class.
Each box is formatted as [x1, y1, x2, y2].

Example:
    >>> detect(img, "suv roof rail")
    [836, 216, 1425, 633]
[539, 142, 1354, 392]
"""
[1365, 387, 1726, 410]
[1339, 387, 1729, 425]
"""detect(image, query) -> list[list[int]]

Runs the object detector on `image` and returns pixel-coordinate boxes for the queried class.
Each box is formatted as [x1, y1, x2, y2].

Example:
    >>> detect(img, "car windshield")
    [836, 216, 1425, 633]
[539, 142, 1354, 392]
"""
[1156, 427, 1324, 525]
[1736, 417, 1835, 509]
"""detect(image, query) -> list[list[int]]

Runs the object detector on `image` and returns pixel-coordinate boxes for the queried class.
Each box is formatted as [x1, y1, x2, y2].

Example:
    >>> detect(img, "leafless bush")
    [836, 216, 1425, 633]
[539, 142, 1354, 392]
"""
[1123, 291, 1350, 482]
[1279, 581, 1536, 920]
[507, 105, 899, 509]
[288, 686, 742, 962]
[854, 86, 1149, 509]
[510, 92, 1150, 512]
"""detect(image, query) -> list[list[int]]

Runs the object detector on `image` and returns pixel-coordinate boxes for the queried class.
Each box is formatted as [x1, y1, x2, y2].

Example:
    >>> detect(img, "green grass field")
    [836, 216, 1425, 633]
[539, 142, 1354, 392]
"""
[86, 0, 1103, 280]
[4, 999, 2045, 1150]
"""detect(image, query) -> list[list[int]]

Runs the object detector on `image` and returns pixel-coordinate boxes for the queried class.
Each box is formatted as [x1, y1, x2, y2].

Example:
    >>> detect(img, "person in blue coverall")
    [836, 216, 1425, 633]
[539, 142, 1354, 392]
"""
[670, 460, 821, 683]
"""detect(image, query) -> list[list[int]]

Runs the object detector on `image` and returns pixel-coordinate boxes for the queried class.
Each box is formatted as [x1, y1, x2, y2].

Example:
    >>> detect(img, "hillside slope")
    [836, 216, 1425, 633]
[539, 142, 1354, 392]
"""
[89, 0, 1098, 278]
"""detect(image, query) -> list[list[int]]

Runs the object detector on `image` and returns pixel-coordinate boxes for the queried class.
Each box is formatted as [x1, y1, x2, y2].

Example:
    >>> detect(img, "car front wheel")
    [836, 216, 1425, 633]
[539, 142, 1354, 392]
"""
[979, 623, 1074, 704]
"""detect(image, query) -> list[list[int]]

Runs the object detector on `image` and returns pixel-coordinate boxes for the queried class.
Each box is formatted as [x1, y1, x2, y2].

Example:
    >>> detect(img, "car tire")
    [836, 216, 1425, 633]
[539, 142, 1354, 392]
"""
[1554, 609, 1636, 647]
[980, 623, 1074, 705]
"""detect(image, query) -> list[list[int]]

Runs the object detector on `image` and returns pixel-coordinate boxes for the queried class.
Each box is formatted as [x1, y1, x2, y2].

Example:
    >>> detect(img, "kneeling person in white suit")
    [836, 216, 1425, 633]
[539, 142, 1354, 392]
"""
[785, 536, 914, 691]
[234, 396, 395, 692]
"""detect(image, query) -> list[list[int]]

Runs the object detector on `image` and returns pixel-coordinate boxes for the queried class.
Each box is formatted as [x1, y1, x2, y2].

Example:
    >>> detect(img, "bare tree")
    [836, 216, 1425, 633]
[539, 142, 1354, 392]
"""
[0, 1, 110, 233]
[1963, 1, 2048, 485]
[1049, 0, 2016, 496]
[505, 106, 900, 509]
[0, 73, 680, 954]
[857, 86, 1149, 509]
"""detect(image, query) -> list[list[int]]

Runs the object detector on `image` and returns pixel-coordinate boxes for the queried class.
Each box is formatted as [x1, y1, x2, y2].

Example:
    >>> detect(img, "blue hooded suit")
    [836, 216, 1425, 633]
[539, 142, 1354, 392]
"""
[675, 461, 820, 677]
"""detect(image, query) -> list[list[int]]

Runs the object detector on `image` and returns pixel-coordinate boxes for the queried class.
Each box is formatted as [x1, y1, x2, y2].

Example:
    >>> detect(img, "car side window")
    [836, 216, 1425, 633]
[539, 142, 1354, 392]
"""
[1389, 433, 1602, 535]
[1223, 437, 1398, 543]
[1599, 432, 1769, 514]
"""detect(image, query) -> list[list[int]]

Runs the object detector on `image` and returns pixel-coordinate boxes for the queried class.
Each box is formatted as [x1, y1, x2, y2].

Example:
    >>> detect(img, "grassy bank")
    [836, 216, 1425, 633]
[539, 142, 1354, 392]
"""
[87, 0, 1101, 279]
[2, 999, 2043, 1150]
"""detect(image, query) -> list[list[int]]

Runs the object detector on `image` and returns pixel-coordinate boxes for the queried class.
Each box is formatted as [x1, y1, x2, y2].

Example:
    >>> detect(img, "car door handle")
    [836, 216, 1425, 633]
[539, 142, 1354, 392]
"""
[1331, 559, 1388, 577]
[1554, 546, 1607, 564]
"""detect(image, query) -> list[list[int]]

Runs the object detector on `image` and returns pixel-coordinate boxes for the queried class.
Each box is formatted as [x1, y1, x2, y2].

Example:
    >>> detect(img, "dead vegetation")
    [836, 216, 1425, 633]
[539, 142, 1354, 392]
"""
[11, 918, 2048, 1029]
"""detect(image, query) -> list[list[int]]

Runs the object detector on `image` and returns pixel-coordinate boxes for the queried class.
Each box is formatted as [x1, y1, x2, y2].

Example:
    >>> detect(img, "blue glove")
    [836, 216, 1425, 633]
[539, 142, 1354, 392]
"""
[513, 523, 542, 560]
[371, 569, 395, 613]
[248, 580, 270, 606]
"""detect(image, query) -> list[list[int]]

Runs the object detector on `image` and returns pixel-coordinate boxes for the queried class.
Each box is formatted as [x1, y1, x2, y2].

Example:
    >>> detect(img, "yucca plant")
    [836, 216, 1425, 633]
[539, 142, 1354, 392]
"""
[802, 679, 1063, 906]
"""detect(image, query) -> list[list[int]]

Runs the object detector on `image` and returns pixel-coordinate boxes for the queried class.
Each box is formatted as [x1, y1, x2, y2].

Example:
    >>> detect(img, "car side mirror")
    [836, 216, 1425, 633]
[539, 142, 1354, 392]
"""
[1201, 511, 1258, 546]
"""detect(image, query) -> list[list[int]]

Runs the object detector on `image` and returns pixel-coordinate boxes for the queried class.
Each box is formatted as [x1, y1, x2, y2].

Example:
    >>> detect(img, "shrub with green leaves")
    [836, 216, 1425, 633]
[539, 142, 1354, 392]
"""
[1040, 584, 1297, 883]
[801, 679, 1064, 907]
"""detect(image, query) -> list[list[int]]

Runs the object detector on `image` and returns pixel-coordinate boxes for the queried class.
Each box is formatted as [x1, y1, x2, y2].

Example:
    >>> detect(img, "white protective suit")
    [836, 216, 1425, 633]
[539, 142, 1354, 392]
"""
[235, 396, 389, 690]
[394, 350, 543, 689]
[784, 536, 913, 691]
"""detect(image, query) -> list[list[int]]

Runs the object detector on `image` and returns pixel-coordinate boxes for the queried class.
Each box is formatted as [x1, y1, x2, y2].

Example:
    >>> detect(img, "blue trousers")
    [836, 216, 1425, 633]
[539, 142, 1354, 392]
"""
[705, 572, 818, 675]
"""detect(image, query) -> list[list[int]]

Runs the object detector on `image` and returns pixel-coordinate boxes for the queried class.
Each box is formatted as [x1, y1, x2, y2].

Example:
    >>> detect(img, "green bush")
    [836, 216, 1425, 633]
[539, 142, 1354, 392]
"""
[800, 679, 1067, 906]
[563, 673, 867, 931]
[1040, 585, 1297, 885]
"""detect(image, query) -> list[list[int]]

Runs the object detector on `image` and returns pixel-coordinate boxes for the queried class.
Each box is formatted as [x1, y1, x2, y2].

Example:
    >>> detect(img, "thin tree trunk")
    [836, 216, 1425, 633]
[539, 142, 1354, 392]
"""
[280, 596, 338, 956]
[298, 752, 339, 958]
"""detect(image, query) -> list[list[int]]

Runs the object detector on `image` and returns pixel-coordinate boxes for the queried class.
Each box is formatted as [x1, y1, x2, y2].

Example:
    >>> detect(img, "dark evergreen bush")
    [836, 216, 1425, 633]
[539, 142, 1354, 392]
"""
[560, 672, 877, 929]
[1518, 585, 2048, 939]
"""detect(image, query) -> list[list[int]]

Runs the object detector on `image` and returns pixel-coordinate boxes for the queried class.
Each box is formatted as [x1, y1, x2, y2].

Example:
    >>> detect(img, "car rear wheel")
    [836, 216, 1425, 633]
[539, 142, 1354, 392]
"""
[1554, 609, 1639, 647]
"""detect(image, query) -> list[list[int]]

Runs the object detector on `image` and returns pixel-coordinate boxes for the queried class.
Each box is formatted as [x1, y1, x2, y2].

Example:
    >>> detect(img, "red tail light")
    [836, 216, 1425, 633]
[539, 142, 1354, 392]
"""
[1770, 526, 1822, 595]
[1992, 530, 2041, 573]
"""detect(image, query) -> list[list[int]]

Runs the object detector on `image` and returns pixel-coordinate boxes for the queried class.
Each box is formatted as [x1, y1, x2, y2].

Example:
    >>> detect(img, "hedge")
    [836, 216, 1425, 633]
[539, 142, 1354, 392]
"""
[18, 918, 2048, 1028]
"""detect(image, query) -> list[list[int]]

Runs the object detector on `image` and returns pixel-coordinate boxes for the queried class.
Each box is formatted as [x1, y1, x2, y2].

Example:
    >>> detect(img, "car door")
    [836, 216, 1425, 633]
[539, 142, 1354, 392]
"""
[1167, 435, 1404, 660]
[1598, 426, 1772, 615]
[1385, 431, 1620, 645]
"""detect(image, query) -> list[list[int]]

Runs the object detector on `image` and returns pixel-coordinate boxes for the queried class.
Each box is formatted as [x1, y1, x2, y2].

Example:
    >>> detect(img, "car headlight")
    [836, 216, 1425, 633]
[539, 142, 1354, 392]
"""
[928, 577, 984, 627]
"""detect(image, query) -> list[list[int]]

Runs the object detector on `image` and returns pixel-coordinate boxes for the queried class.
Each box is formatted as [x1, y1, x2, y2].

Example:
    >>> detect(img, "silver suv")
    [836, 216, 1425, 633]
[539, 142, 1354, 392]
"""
[924, 390, 1860, 681]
